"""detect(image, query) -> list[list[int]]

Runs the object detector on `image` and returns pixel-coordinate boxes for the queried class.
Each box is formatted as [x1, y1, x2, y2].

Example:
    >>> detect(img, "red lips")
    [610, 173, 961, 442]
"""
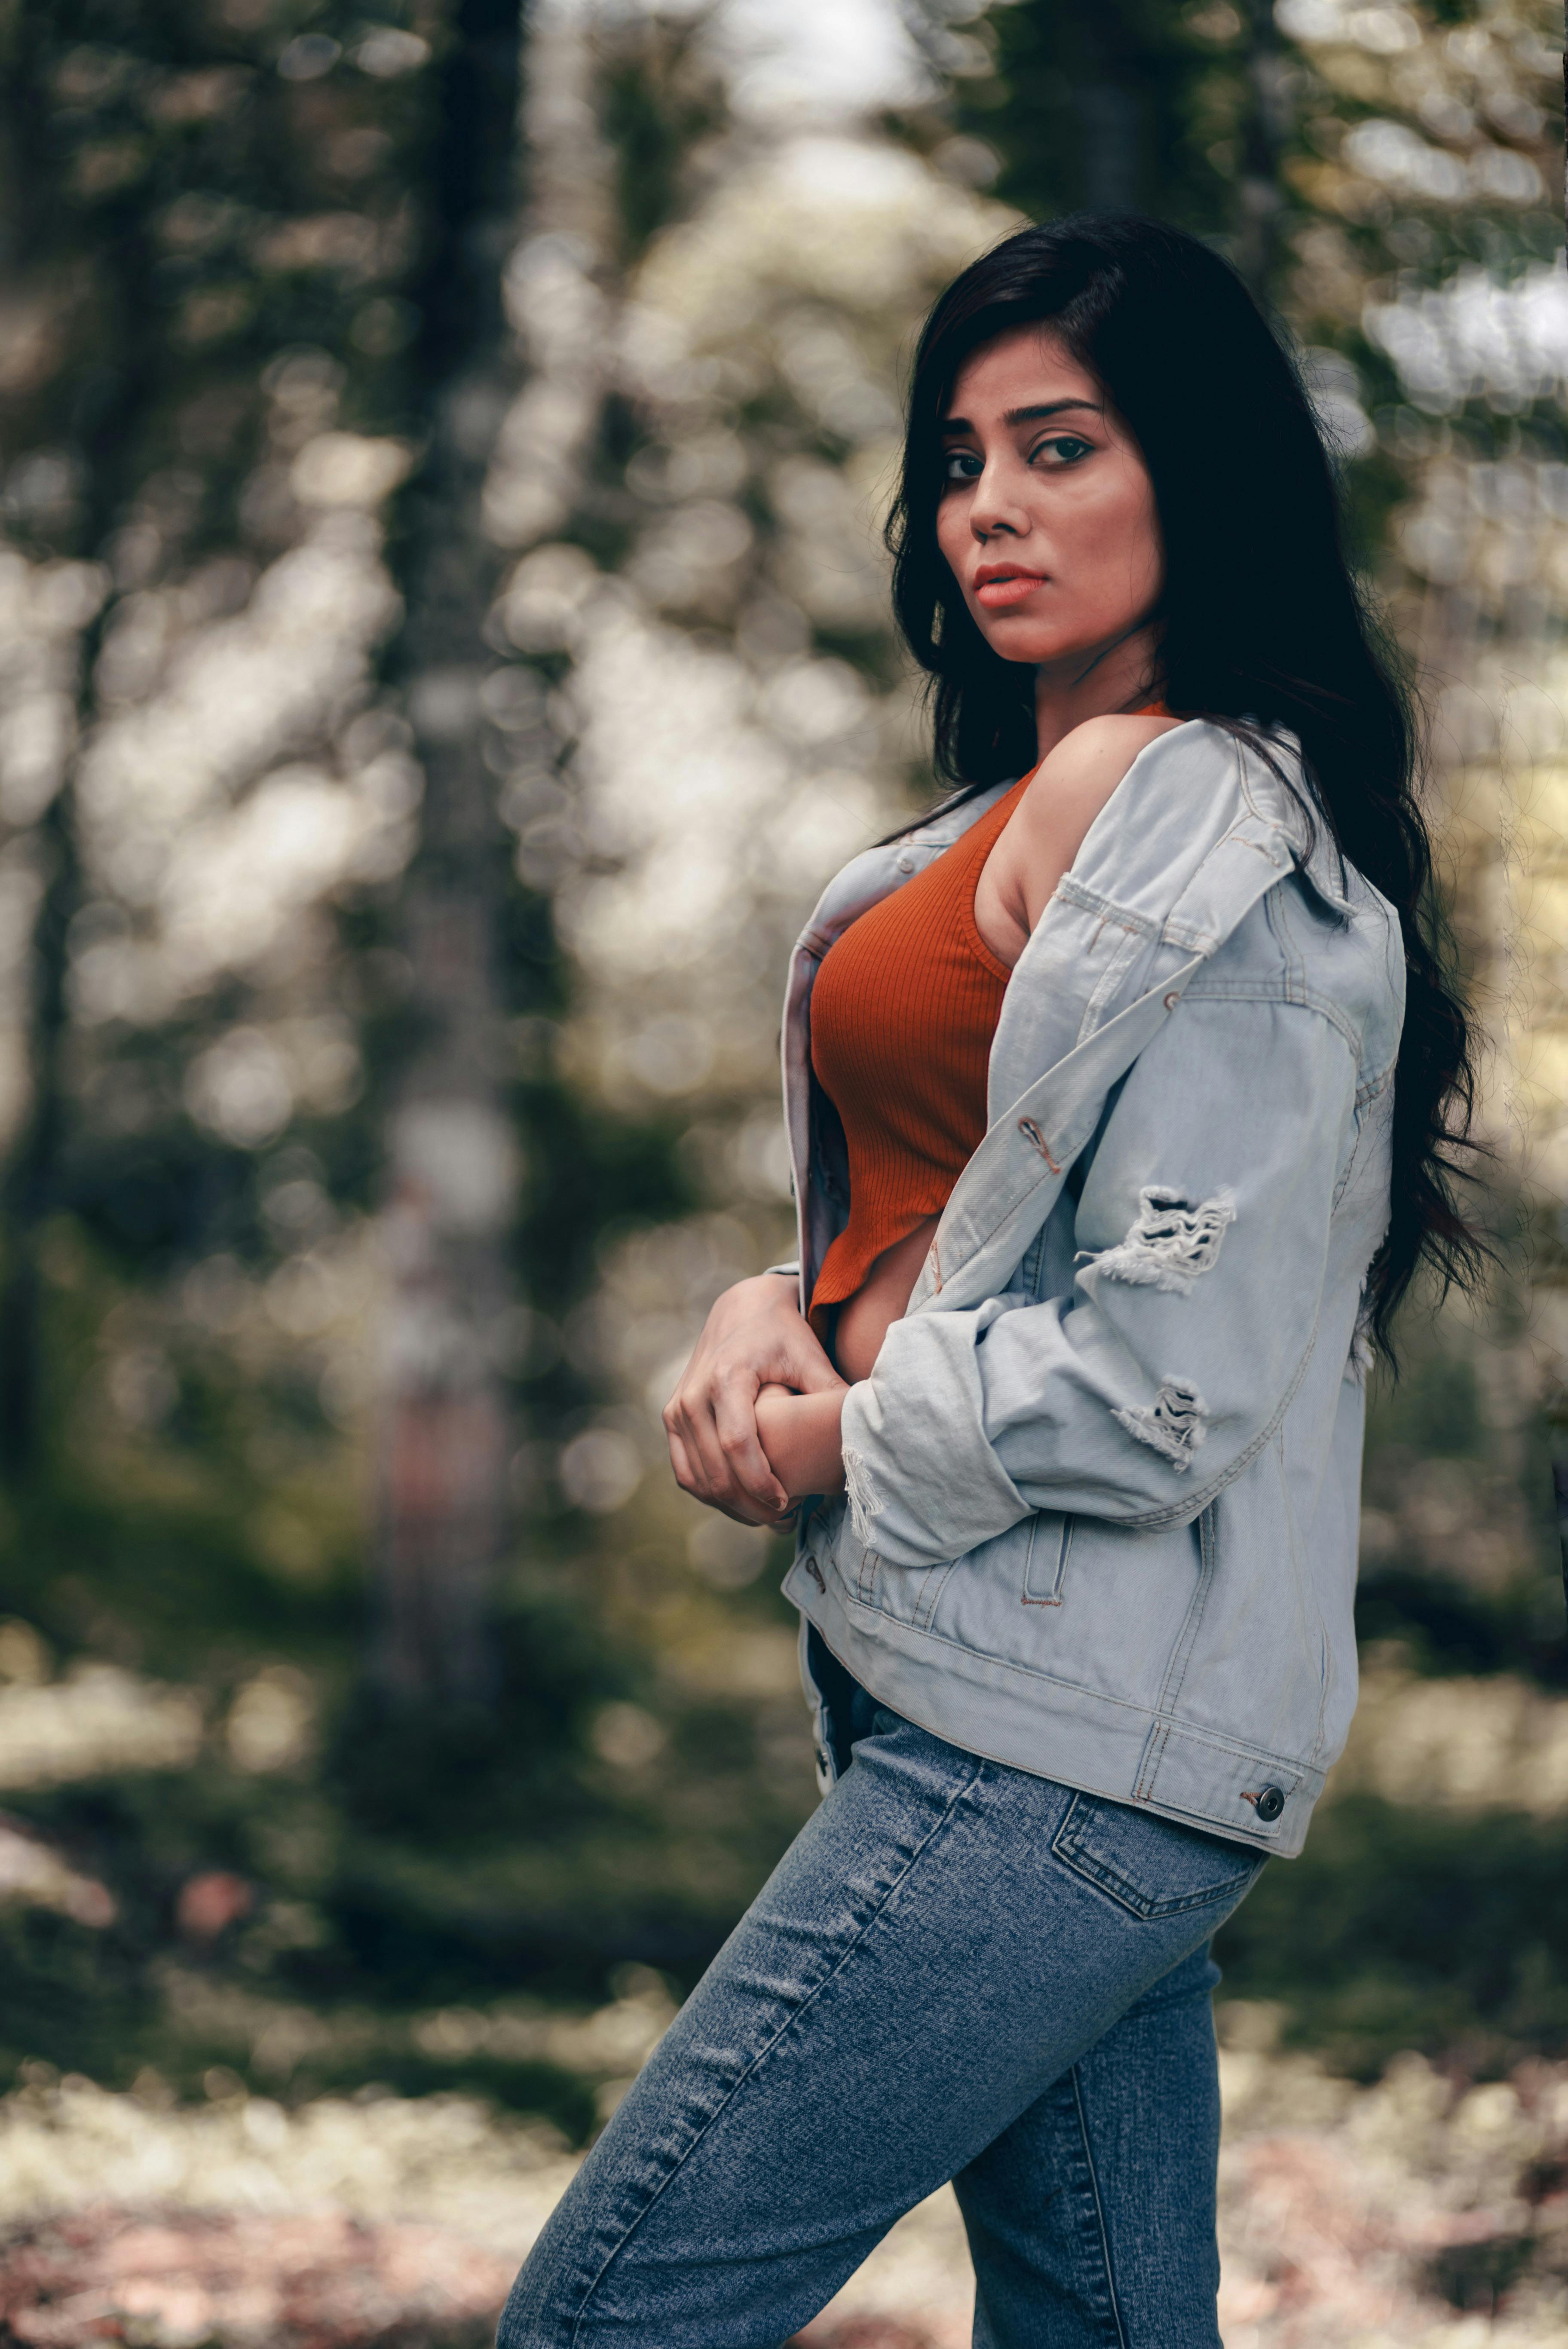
[973, 566, 1047, 609]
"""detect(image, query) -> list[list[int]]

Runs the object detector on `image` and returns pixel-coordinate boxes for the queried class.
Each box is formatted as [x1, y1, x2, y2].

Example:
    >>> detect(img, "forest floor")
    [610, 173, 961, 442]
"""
[0, 1654, 1565, 2343]
[0, 2027, 1563, 2347]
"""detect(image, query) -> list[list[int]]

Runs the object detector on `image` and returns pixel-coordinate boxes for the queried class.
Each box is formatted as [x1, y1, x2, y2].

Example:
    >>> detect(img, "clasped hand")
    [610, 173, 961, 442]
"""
[662, 1273, 848, 1525]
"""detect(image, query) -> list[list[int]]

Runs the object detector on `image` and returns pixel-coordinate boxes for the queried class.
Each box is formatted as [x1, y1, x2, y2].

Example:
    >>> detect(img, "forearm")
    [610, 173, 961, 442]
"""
[663, 1271, 842, 1523]
[755, 1382, 847, 1501]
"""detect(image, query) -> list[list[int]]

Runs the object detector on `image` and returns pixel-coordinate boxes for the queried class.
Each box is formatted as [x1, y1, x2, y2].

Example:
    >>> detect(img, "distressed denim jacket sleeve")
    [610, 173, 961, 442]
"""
[837, 987, 1361, 1572]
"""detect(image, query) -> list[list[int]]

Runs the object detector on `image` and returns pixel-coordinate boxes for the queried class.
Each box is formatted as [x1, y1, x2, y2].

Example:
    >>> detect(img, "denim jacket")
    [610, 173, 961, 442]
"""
[776, 721, 1402, 1856]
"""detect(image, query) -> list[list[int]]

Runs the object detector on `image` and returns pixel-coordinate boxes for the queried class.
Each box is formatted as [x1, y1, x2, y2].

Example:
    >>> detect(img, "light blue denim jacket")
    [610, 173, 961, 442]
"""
[776, 720, 1403, 1856]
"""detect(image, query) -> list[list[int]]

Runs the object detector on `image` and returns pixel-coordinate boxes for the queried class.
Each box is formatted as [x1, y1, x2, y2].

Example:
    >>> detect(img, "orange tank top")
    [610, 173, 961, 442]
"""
[807, 771, 1030, 1339]
[808, 707, 1167, 1340]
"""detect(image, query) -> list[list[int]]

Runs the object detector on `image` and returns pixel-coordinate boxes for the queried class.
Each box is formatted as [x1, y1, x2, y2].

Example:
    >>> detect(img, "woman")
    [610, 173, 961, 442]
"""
[502, 216, 1478, 2347]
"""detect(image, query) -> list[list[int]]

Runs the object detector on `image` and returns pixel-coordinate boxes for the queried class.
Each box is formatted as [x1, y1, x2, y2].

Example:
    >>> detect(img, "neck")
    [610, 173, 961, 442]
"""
[1031, 622, 1165, 764]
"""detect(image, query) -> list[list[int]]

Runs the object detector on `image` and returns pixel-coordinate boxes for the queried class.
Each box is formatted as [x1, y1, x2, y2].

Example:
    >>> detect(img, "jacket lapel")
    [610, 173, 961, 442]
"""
[782, 784, 1014, 1296]
[910, 735, 1311, 1316]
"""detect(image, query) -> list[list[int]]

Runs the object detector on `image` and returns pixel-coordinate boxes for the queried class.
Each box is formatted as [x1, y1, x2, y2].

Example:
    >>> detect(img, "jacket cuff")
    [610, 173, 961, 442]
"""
[763, 1261, 800, 1278]
[839, 1317, 1029, 1569]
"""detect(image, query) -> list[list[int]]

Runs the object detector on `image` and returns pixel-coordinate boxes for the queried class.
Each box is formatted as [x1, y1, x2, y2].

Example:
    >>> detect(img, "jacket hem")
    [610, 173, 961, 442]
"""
[785, 1557, 1322, 1859]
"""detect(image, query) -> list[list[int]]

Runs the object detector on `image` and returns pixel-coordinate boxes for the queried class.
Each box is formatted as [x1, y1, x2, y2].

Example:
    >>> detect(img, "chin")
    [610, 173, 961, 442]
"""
[975, 617, 1070, 667]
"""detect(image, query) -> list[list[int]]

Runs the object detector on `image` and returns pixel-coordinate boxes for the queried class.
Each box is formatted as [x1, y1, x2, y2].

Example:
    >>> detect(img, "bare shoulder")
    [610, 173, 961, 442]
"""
[1028, 713, 1185, 808]
[978, 715, 1190, 959]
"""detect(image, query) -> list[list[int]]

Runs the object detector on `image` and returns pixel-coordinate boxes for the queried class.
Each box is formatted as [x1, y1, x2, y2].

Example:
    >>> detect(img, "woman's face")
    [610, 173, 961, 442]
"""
[934, 326, 1164, 676]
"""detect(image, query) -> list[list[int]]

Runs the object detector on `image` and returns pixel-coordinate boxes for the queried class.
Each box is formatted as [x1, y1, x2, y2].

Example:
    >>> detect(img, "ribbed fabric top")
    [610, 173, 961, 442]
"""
[808, 706, 1168, 1341]
[807, 769, 1032, 1340]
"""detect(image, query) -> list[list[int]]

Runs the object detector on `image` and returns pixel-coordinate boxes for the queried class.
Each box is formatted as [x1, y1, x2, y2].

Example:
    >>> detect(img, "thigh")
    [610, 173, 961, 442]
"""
[955, 1943, 1226, 2349]
[499, 1718, 1262, 2349]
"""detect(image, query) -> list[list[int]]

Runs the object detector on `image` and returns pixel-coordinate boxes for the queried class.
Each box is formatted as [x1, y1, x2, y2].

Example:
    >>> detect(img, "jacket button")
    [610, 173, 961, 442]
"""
[897, 853, 915, 873]
[1163, 990, 1181, 1010]
[1254, 1785, 1285, 1822]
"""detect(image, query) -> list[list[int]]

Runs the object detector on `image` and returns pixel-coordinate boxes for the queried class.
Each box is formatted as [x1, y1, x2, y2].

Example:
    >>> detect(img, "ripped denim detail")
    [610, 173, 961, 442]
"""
[1114, 1377, 1209, 1471]
[842, 1447, 881, 1547]
[1093, 1185, 1236, 1297]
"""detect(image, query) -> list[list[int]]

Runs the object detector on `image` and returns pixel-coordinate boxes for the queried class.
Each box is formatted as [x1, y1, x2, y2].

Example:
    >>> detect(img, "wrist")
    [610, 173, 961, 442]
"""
[756, 1384, 846, 1500]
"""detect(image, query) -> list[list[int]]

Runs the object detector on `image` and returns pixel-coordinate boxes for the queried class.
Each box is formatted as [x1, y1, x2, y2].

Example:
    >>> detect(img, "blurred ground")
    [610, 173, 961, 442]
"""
[0, 2033, 1563, 2347]
[0, 1663, 1563, 2340]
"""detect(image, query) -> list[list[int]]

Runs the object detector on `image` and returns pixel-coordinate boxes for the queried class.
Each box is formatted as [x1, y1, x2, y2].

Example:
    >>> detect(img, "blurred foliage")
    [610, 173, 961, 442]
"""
[0, 0, 1557, 2140]
[1219, 1793, 1568, 2080]
[0, 0, 799, 2128]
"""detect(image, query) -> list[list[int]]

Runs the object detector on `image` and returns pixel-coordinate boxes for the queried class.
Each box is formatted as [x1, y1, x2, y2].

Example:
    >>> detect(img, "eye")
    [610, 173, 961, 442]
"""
[942, 449, 983, 483]
[1033, 435, 1093, 467]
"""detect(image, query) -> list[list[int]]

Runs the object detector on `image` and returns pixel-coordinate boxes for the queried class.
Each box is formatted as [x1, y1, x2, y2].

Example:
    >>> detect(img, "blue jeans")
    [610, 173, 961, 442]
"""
[501, 1656, 1265, 2346]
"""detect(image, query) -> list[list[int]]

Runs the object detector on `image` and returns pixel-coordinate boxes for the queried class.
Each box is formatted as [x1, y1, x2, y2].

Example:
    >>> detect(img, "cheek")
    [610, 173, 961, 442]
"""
[1073, 473, 1162, 594]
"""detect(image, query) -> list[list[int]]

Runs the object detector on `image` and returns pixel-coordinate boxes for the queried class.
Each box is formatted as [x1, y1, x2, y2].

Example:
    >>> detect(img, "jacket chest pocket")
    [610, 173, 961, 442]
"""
[1023, 1512, 1073, 1607]
[837, 1510, 1075, 1635]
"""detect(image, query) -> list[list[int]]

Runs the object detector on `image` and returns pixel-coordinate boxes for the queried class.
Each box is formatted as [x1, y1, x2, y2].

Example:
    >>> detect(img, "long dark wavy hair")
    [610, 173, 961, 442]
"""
[886, 213, 1483, 1357]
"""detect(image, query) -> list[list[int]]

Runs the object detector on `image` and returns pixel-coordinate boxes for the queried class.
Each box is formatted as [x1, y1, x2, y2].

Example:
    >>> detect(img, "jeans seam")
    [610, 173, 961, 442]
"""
[1070, 2064, 1130, 2349]
[563, 1749, 991, 2345]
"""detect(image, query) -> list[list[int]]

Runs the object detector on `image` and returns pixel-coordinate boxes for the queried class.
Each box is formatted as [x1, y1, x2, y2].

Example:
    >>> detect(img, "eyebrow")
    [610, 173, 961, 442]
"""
[940, 398, 1103, 435]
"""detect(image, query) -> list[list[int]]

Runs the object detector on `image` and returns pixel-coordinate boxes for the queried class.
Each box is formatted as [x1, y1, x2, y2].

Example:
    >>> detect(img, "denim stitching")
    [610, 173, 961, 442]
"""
[1133, 1718, 1170, 1806]
[911, 1559, 958, 1631]
[1330, 1104, 1371, 1213]
[1054, 876, 1160, 938]
[837, 1585, 1322, 1775]
[1354, 1060, 1394, 1111]
[1180, 977, 1362, 1055]
[1069, 2065, 1131, 2349]
[562, 1749, 990, 2343]
[1161, 1502, 1218, 1721]
[1051, 1792, 1259, 1920]
[1333, 1075, 1393, 1209]
[1135, 1511, 1216, 1806]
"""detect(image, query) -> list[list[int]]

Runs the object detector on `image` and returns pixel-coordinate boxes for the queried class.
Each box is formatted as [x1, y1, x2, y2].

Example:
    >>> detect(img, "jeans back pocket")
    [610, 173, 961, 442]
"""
[1051, 1790, 1264, 1920]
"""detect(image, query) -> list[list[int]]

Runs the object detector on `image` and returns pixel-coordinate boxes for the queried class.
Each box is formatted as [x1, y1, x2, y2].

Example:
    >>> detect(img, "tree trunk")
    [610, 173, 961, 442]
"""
[1232, 0, 1292, 300]
[368, 0, 535, 1705]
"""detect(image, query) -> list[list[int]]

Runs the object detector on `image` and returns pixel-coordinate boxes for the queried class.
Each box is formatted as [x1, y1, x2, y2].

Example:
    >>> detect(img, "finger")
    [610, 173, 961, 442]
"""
[675, 1369, 761, 1513]
[709, 1491, 796, 1531]
[666, 1427, 698, 1497]
[679, 1387, 748, 1511]
[674, 1419, 788, 1527]
[712, 1378, 790, 1516]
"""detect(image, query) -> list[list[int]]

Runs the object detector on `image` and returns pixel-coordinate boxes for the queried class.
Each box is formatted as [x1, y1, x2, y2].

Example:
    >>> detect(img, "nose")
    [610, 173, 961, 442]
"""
[968, 454, 1030, 544]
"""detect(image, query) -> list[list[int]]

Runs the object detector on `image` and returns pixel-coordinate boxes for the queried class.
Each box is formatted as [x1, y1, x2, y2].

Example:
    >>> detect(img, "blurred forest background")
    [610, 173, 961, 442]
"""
[0, 0, 1563, 2330]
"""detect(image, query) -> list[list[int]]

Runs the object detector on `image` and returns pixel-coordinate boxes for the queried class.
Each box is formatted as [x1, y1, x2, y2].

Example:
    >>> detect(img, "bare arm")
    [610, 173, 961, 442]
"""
[663, 1272, 845, 1526]
[976, 714, 1183, 965]
[755, 1384, 848, 1502]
